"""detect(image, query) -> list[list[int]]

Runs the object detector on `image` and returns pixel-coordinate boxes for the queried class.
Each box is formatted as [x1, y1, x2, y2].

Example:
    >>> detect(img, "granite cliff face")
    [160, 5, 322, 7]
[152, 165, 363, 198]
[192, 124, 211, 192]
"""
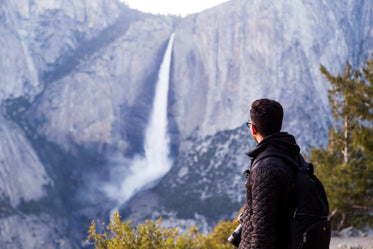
[170, 0, 372, 148]
[0, 0, 176, 247]
[0, 0, 372, 247]
[0, 0, 119, 247]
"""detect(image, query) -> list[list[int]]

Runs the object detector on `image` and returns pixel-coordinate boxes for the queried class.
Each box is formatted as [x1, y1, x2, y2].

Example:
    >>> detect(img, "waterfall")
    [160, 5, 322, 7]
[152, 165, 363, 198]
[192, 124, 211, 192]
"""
[106, 34, 175, 208]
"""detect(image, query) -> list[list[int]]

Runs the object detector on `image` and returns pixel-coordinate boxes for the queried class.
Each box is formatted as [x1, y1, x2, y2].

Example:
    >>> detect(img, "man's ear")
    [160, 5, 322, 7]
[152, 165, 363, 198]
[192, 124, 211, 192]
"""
[251, 125, 257, 134]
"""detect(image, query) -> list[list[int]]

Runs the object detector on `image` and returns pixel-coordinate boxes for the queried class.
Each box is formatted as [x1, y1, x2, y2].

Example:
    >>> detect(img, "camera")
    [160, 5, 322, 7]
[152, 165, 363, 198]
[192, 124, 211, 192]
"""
[227, 224, 242, 247]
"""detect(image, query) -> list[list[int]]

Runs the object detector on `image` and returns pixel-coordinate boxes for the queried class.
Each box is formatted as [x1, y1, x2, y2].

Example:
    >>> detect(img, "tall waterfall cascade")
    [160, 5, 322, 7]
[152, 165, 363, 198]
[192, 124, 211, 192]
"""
[106, 34, 175, 208]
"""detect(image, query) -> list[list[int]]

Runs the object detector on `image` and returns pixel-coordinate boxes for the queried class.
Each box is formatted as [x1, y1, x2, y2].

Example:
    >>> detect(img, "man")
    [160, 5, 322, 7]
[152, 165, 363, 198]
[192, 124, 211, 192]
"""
[238, 98, 301, 249]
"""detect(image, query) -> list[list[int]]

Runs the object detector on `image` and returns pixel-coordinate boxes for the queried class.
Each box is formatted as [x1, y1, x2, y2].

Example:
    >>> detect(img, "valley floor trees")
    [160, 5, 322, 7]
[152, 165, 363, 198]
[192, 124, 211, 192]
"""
[311, 55, 373, 229]
[86, 211, 238, 249]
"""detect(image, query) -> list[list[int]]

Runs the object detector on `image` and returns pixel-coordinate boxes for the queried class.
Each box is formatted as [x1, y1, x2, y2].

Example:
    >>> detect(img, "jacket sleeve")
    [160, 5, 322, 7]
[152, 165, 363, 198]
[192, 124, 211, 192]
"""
[249, 159, 285, 249]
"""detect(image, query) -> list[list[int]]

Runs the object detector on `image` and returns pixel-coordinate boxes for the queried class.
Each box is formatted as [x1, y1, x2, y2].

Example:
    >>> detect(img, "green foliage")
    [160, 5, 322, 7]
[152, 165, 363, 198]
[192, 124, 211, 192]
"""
[311, 55, 373, 229]
[201, 220, 239, 249]
[87, 211, 238, 249]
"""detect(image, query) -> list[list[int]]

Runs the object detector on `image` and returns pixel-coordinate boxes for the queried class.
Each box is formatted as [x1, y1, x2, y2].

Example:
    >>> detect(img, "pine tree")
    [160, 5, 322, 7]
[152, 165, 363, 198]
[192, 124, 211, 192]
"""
[312, 55, 373, 229]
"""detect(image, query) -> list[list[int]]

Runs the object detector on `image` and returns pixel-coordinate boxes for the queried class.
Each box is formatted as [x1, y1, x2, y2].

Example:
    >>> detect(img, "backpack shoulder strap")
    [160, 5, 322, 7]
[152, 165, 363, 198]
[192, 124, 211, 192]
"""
[298, 154, 315, 175]
[251, 151, 300, 172]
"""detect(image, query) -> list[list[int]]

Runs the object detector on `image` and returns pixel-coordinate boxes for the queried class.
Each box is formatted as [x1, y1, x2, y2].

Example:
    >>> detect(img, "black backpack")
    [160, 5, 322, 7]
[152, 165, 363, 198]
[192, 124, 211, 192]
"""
[290, 154, 330, 249]
[252, 152, 331, 249]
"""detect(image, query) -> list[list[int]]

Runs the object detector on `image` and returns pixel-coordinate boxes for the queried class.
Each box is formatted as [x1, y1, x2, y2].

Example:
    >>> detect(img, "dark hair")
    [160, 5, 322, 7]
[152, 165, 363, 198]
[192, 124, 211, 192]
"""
[250, 98, 283, 137]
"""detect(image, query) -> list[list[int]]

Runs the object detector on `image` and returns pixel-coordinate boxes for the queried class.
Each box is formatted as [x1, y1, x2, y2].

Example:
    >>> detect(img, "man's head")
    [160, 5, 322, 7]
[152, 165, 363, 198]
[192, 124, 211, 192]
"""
[249, 99, 283, 141]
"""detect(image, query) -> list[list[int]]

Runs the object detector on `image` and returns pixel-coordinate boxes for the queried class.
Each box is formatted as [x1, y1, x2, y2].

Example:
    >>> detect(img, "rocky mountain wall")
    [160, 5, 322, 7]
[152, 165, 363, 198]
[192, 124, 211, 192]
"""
[170, 0, 373, 151]
[0, 0, 372, 247]
[28, 16, 175, 155]
[0, 0, 175, 247]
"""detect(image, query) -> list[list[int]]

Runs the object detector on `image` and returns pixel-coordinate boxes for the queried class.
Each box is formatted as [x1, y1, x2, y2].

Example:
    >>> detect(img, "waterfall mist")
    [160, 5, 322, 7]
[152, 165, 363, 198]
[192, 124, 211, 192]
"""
[105, 34, 175, 209]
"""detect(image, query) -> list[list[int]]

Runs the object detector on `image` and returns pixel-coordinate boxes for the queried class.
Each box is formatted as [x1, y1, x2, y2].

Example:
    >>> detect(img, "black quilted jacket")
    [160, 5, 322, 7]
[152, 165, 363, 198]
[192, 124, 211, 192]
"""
[238, 132, 300, 249]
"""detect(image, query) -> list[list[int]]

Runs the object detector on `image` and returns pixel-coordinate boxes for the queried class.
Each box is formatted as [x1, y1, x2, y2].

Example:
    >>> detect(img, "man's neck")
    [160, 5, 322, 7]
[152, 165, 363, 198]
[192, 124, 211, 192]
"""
[254, 133, 264, 144]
